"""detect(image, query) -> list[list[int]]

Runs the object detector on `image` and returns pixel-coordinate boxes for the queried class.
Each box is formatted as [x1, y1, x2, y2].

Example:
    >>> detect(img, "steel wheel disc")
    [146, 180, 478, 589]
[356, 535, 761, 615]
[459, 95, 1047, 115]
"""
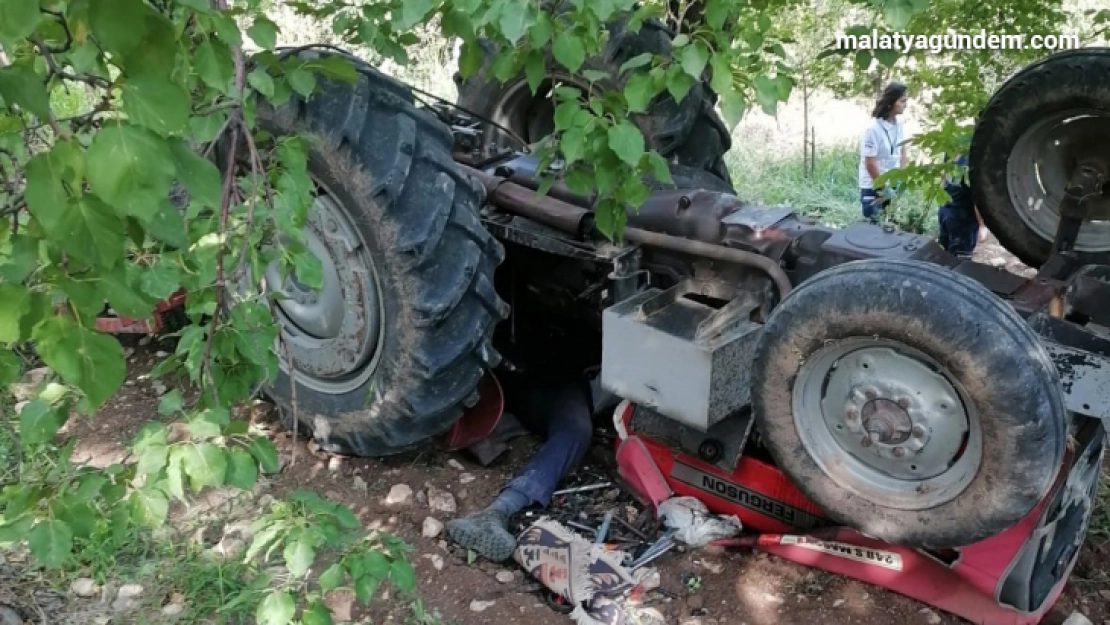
[792, 337, 982, 510]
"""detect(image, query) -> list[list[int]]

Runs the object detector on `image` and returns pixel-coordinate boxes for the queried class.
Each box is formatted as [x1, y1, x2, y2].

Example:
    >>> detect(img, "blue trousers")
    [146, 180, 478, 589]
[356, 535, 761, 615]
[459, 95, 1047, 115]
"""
[499, 370, 594, 508]
[860, 188, 889, 222]
[938, 205, 979, 256]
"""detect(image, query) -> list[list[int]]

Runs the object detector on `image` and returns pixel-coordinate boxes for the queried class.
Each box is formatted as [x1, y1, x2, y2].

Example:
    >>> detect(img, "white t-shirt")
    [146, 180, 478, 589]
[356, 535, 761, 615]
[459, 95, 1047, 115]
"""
[859, 117, 904, 189]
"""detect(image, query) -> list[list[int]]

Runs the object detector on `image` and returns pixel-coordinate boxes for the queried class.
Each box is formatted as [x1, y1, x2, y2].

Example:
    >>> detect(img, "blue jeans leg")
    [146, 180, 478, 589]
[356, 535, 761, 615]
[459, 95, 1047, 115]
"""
[860, 188, 887, 222]
[501, 373, 594, 508]
[938, 206, 979, 256]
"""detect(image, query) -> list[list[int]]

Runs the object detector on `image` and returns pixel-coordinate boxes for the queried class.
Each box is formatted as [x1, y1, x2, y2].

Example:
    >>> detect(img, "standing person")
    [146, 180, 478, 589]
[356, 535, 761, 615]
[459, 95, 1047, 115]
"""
[859, 81, 910, 222]
[937, 154, 989, 258]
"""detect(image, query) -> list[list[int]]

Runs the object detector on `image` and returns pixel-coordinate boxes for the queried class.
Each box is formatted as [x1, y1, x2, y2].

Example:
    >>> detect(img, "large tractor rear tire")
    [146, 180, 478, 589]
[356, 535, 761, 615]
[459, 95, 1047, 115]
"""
[970, 47, 1110, 268]
[255, 49, 509, 457]
[454, 13, 734, 190]
[750, 259, 1067, 548]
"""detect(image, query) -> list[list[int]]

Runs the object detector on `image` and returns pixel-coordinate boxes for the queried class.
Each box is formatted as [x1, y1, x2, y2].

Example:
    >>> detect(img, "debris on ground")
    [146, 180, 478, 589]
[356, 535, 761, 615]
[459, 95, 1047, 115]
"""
[657, 496, 743, 547]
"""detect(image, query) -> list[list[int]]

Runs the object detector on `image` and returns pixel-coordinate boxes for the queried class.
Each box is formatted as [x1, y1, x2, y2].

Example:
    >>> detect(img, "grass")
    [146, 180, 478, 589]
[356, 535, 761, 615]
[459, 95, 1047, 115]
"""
[725, 140, 941, 237]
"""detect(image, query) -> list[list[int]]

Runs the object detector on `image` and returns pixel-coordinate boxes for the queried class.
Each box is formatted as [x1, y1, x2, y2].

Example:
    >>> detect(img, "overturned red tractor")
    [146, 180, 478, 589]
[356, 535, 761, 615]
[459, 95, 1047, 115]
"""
[210, 32, 1110, 624]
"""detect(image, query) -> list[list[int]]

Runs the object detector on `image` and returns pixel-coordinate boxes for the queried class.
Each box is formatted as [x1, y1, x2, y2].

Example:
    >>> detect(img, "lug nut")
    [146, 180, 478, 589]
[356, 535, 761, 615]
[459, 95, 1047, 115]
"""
[846, 409, 859, 421]
[865, 389, 878, 400]
[893, 447, 905, 458]
[912, 425, 926, 438]
[897, 397, 911, 409]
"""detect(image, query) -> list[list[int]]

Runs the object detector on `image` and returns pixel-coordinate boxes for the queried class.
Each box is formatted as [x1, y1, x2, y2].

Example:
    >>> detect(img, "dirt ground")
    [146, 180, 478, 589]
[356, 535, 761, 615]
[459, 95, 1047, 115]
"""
[3, 232, 1109, 625]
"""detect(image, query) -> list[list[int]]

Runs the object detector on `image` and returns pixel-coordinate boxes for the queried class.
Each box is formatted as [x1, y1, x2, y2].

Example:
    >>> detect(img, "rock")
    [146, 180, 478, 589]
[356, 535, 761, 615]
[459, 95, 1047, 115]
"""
[423, 517, 445, 538]
[162, 602, 185, 617]
[384, 484, 413, 506]
[113, 584, 144, 612]
[427, 487, 457, 515]
[460, 473, 476, 484]
[832, 599, 846, 608]
[13, 401, 29, 415]
[422, 554, 445, 571]
[687, 594, 704, 610]
[1063, 613, 1093, 625]
[700, 560, 723, 575]
[155, 351, 169, 358]
[151, 381, 168, 396]
[0, 605, 22, 625]
[353, 476, 368, 492]
[458, 488, 469, 500]
[71, 578, 99, 598]
[470, 599, 496, 612]
[496, 571, 515, 583]
[328, 456, 343, 472]
[258, 494, 276, 509]
[325, 589, 356, 622]
[1100, 590, 1110, 602]
[448, 459, 465, 471]
[918, 608, 942, 625]
[416, 490, 428, 505]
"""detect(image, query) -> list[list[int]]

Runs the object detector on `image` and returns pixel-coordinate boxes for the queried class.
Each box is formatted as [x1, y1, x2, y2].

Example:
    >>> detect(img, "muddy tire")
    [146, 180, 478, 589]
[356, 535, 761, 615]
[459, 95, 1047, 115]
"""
[255, 49, 509, 457]
[455, 14, 733, 189]
[970, 47, 1110, 268]
[750, 259, 1067, 548]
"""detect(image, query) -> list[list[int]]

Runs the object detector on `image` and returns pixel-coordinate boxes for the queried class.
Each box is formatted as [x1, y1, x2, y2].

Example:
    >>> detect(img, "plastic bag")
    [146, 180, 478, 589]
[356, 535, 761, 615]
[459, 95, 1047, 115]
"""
[657, 496, 743, 548]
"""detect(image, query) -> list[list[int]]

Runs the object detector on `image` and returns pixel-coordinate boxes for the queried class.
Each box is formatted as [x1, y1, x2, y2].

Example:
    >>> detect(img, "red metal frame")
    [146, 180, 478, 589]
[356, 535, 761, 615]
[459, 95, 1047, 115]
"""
[92, 289, 189, 334]
[614, 401, 1096, 625]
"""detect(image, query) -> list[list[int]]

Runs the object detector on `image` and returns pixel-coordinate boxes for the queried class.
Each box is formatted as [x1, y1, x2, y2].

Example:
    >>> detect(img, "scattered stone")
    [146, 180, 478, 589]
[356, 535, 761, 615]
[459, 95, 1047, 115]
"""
[151, 381, 168, 396]
[460, 473, 476, 484]
[700, 560, 723, 575]
[384, 484, 413, 506]
[832, 599, 846, 608]
[13, 401, 28, 415]
[258, 494, 275, 509]
[1100, 590, 1110, 602]
[458, 489, 469, 500]
[71, 577, 99, 598]
[422, 554, 445, 571]
[1063, 612, 1094, 625]
[328, 456, 343, 472]
[416, 490, 428, 505]
[353, 476, 368, 492]
[423, 517, 445, 538]
[496, 571, 515, 584]
[325, 589, 356, 622]
[687, 594, 704, 610]
[212, 536, 246, 559]
[113, 584, 144, 612]
[447, 459, 465, 471]
[139, 336, 151, 346]
[918, 608, 942, 625]
[162, 602, 185, 617]
[427, 487, 457, 515]
[470, 599, 496, 612]
[0, 605, 22, 625]
[155, 350, 169, 358]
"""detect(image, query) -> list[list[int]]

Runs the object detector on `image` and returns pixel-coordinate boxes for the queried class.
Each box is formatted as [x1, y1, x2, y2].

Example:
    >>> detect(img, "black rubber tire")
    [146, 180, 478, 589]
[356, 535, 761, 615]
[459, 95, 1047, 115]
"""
[750, 259, 1067, 548]
[970, 47, 1110, 268]
[454, 13, 733, 188]
[255, 49, 510, 457]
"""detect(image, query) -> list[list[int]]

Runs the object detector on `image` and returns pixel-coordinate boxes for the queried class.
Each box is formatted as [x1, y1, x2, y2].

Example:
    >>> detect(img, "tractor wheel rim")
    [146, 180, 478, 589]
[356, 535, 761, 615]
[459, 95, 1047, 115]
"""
[1006, 109, 1110, 253]
[267, 189, 384, 395]
[793, 337, 982, 510]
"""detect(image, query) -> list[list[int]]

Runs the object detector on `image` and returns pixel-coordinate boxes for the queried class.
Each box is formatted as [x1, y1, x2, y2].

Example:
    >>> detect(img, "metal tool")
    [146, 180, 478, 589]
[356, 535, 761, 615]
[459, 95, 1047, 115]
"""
[595, 511, 615, 544]
[553, 482, 613, 495]
[628, 528, 678, 569]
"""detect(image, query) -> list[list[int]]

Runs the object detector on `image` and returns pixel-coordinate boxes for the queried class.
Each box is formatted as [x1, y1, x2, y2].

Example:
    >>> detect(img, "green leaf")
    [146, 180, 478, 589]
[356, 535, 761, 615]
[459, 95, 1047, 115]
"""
[120, 74, 191, 135]
[647, 152, 674, 186]
[180, 443, 229, 491]
[672, 34, 690, 48]
[499, 0, 528, 44]
[666, 71, 695, 103]
[147, 199, 189, 248]
[458, 40, 485, 80]
[56, 195, 127, 269]
[293, 250, 324, 290]
[319, 563, 347, 592]
[0, 65, 51, 120]
[85, 122, 177, 221]
[623, 73, 656, 113]
[619, 52, 654, 74]
[249, 437, 281, 474]
[529, 13, 552, 47]
[88, 0, 149, 56]
[560, 127, 586, 164]
[704, 0, 730, 30]
[855, 49, 872, 71]
[354, 575, 379, 606]
[0, 351, 19, 386]
[140, 260, 183, 300]
[256, 590, 296, 625]
[28, 520, 73, 569]
[363, 550, 391, 578]
[554, 101, 579, 131]
[24, 145, 80, 233]
[158, 390, 184, 415]
[775, 75, 793, 101]
[883, 0, 915, 29]
[226, 447, 260, 490]
[187, 412, 223, 439]
[875, 48, 901, 67]
[246, 16, 279, 49]
[390, 559, 417, 592]
[710, 52, 733, 95]
[287, 67, 317, 97]
[680, 41, 710, 78]
[130, 487, 170, 527]
[195, 39, 234, 93]
[525, 51, 545, 95]
[0, 0, 41, 49]
[19, 399, 67, 446]
[248, 67, 275, 98]
[99, 267, 157, 318]
[133, 422, 170, 475]
[303, 601, 334, 625]
[552, 29, 585, 73]
[719, 87, 747, 131]
[170, 139, 222, 209]
[284, 536, 316, 578]
[33, 316, 126, 408]
[400, 0, 437, 31]
[607, 121, 644, 167]
[0, 284, 30, 343]
[753, 74, 779, 116]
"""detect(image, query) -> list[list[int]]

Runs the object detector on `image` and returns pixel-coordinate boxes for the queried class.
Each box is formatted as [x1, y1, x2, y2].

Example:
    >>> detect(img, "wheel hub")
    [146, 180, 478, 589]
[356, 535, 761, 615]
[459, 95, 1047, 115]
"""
[794, 339, 982, 510]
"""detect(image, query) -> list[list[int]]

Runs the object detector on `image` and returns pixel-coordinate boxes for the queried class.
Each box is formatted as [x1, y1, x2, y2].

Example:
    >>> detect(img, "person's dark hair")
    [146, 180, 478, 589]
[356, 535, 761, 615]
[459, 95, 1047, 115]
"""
[872, 81, 908, 118]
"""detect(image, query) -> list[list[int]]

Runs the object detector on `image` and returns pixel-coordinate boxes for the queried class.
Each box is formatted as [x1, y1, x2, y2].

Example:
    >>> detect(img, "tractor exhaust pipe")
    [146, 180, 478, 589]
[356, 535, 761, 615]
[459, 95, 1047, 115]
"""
[461, 165, 794, 301]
